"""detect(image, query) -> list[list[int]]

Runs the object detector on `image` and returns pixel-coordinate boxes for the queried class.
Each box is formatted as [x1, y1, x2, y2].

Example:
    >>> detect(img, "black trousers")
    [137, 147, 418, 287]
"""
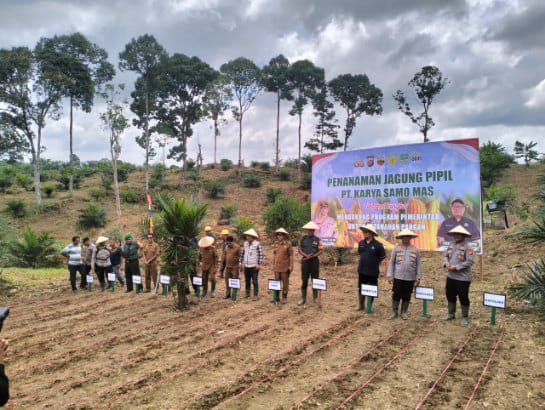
[392, 278, 415, 302]
[68, 264, 85, 291]
[244, 267, 258, 296]
[301, 258, 320, 290]
[358, 274, 378, 287]
[95, 265, 111, 286]
[125, 259, 140, 291]
[446, 277, 471, 306]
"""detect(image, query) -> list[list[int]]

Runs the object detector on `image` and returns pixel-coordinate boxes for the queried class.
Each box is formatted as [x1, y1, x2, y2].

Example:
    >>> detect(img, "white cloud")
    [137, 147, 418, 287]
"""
[524, 79, 545, 108]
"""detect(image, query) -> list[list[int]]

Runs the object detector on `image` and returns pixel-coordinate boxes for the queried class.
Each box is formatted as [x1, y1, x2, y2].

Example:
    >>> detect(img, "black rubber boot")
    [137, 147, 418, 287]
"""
[401, 301, 410, 320]
[442, 302, 456, 320]
[388, 299, 400, 319]
[298, 288, 307, 305]
[356, 294, 365, 311]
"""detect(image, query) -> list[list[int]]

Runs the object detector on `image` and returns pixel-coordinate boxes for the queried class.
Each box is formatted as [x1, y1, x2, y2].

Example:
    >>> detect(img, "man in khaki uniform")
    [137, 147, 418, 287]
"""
[273, 228, 294, 304]
[141, 234, 161, 292]
[199, 236, 218, 297]
[223, 236, 241, 299]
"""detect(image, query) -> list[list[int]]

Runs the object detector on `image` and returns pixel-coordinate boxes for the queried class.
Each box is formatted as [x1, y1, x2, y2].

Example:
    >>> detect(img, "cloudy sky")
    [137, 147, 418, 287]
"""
[1, 0, 544, 166]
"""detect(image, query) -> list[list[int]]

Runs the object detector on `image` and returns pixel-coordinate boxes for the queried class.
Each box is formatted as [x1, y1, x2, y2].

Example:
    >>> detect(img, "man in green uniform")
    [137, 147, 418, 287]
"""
[122, 234, 142, 293]
[297, 221, 323, 305]
[199, 236, 218, 297]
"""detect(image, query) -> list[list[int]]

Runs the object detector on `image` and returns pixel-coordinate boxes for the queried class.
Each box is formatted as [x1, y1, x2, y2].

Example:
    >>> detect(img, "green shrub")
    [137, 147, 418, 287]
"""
[0, 174, 14, 192]
[259, 162, 270, 171]
[187, 169, 202, 182]
[90, 188, 107, 201]
[57, 169, 82, 190]
[220, 204, 237, 221]
[0, 215, 17, 267]
[150, 163, 166, 188]
[233, 216, 254, 238]
[278, 169, 291, 181]
[204, 180, 226, 199]
[220, 158, 233, 171]
[186, 159, 196, 171]
[78, 202, 107, 229]
[242, 174, 261, 188]
[250, 161, 260, 168]
[266, 187, 283, 204]
[262, 196, 310, 233]
[37, 201, 62, 214]
[41, 182, 57, 198]
[121, 189, 140, 204]
[15, 173, 33, 190]
[485, 184, 516, 204]
[299, 173, 312, 190]
[100, 173, 113, 191]
[8, 227, 59, 268]
[6, 199, 26, 218]
[283, 159, 298, 169]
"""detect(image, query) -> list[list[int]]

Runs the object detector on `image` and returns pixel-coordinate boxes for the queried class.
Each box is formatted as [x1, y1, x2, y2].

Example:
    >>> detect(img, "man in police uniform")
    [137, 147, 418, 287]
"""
[437, 199, 480, 246]
[199, 236, 218, 297]
[141, 234, 161, 293]
[357, 224, 386, 312]
[297, 222, 322, 305]
[223, 236, 241, 299]
[387, 229, 421, 319]
[442, 225, 475, 326]
[272, 228, 294, 304]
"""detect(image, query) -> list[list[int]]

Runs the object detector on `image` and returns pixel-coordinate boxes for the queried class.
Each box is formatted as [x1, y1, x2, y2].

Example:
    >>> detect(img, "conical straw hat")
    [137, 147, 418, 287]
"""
[448, 225, 472, 236]
[198, 236, 215, 247]
[359, 224, 378, 236]
[302, 221, 319, 230]
[243, 228, 259, 238]
[395, 229, 418, 239]
[275, 228, 289, 235]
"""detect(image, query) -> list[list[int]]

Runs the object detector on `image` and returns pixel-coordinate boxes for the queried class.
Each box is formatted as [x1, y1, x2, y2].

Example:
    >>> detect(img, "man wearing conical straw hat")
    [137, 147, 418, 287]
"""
[442, 225, 475, 326]
[199, 236, 218, 298]
[272, 228, 294, 304]
[239, 229, 263, 301]
[387, 229, 422, 320]
[356, 224, 386, 312]
[297, 222, 323, 305]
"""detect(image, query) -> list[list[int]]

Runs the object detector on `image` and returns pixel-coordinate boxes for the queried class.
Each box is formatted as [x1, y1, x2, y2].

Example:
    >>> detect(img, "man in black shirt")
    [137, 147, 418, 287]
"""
[357, 224, 386, 312]
[0, 338, 9, 406]
[437, 199, 480, 246]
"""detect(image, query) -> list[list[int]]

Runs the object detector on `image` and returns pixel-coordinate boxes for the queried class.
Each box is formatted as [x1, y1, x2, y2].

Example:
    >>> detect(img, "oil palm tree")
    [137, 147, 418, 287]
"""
[158, 195, 207, 309]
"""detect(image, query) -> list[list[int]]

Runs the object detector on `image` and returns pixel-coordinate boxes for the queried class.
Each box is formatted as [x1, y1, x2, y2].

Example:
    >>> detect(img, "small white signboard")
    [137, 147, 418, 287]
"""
[312, 278, 327, 291]
[268, 280, 282, 291]
[483, 292, 506, 309]
[415, 286, 435, 301]
[160, 275, 170, 285]
[86, 275, 94, 283]
[360, 284, 378, 297]
[192, 276, 203, 286]
[132, 275, 142, 285]
[228, 278, 241, 289]
[107, 273, 116, 282]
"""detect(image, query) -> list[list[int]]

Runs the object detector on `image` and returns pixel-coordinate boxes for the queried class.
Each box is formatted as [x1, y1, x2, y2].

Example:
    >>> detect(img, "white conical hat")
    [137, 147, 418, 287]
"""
[359, 224, 378, 236]
[395, 229, 418, 239]
[198, 236, 215, 247]
[275, 228, 289, 235]
[448, 225, 472, 236]
[302, 221, 319, 230]
[243, 228, 259, 238]
[96, 236, 109, 245]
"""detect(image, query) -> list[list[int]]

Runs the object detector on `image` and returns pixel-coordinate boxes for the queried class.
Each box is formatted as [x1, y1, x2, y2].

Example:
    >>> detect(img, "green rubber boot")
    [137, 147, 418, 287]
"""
[356, 294, 365, 311]
[312, 290, 318, 304]
[460, 305, 469, 326]
[298, 288, 307, 305]
[388, 300, 400, 319]
[400, 301, 410, 320]
[442, 302, 456, 320]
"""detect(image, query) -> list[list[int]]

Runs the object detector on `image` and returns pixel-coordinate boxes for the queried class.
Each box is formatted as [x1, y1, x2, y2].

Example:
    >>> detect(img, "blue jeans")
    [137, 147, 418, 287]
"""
[112, 265, 125, 285]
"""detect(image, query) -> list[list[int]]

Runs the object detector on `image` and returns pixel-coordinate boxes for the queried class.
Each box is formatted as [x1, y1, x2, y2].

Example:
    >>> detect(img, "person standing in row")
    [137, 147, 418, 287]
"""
[442, 225, 475, 326]
[272, 228, 293, 304]
[82, 237, 95, 288]
[109, 238, 125, 287]
[240, 229, 263, 301]
[141, 234, 161, 293]
[218, 229, 229, 279]
[122, 234, 142, 293]
[298, 222, 322, 305]
[223, 236, 241, 299]
[199, 236, 218, 297]
[357, 224, 386, 312]
[92, 236, 112, 291]
[60, 236, 85, 293]
[387, 229, 422, 319]
[204, 226, 216, 240]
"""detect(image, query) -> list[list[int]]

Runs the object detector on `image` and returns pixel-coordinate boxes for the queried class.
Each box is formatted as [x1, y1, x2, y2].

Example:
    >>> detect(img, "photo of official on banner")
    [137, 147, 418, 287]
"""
[311, 138, 482, 252]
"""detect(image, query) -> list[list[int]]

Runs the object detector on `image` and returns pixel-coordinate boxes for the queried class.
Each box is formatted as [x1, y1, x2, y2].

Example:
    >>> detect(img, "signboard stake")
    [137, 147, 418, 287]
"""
[423, 300, 428, 317]
[110, 281, 115, 292]
[366, 297, 373, 314]
[231, 288, 237, 301]
[195, 286, 200, 297]
[318, 290, 322, 308]
[87, 282, 92, 292]
[491, 307, 497, 325]
[162, 284, 168, 296]
[273, 290, 278, 302]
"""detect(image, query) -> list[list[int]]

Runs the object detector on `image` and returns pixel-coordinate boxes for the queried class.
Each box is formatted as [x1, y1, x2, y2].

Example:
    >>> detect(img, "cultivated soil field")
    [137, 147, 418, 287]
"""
[1, 164, 545, 409]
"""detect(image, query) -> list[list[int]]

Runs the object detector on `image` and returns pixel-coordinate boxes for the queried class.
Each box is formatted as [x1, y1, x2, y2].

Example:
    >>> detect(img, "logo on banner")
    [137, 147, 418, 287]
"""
[410, 152, 421, 162]
[377, 156, 385, 166]
[366, 156, 375, 167]
[387, 155, 397, 165]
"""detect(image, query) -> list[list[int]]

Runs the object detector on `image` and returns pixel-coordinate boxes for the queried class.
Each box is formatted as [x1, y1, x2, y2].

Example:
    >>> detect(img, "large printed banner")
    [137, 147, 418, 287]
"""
[311, 138, 482, 252]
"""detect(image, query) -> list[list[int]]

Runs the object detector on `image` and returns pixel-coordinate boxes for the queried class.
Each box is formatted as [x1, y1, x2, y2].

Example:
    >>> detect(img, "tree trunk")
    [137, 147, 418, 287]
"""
[297, 112, 302, 177]
[144, 92, 150, 193]
[111, 143, 122, 228]
[238, 108, 243, 169]
[34, 131, 42, 206]
[275, 92, 281, 172]
[344, 109, 349, 151]
[68, 96, 74, 197]
[177, 280, 188, 309]
[213, 118, 218, 166]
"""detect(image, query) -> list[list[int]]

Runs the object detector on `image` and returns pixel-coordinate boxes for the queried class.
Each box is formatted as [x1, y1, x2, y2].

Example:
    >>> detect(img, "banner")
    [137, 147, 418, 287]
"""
[311, 138, 482, 252]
